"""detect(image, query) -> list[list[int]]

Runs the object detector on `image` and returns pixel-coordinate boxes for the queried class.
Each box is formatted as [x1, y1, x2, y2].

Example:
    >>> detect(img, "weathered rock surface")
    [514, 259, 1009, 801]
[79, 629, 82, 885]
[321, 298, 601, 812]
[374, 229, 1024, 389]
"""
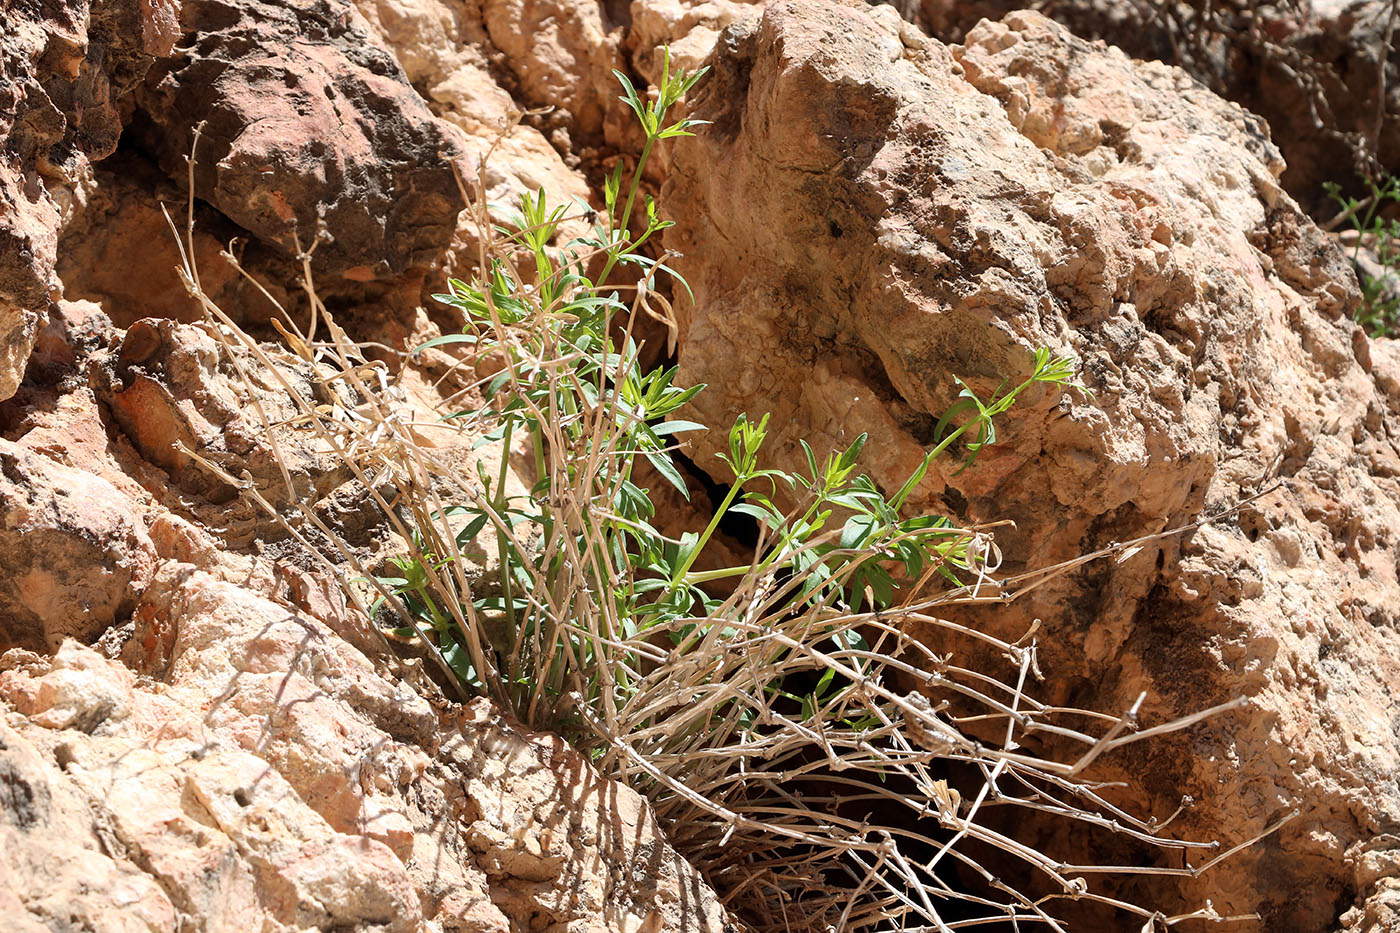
[132, 0, 465, 282]
[56, 156, 251, 328]
[3, 0, 1397, 927]
[89, 317, 355, 509]
[0, 437, 158, 653]
[1, 564, 734, 931]
[0, 0, 178, 400]
[664, 2, 1400, 927]
[915, 0, 1400, 208]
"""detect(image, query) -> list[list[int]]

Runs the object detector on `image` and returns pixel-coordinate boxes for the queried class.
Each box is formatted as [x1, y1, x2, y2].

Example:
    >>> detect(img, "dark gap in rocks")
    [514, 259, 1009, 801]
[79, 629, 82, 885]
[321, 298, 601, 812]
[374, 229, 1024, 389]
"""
[600, 0, 632, 33]
[673, 449, 759, 552]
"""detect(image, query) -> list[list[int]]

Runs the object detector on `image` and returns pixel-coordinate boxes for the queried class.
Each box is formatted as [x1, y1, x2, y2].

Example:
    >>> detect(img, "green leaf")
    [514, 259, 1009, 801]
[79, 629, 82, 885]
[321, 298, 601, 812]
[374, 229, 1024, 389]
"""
[651, 419, 705, 436]
[840, 514, 877, 551]
[730, 501, 784, 530]
[644, 450, 691, 499]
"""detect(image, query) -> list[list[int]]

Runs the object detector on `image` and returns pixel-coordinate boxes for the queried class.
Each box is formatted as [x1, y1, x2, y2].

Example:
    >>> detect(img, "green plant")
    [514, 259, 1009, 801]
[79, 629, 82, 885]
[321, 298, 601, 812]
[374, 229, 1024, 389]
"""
[1325, 174, 1400, 337]
[169, 55, 1283, 933]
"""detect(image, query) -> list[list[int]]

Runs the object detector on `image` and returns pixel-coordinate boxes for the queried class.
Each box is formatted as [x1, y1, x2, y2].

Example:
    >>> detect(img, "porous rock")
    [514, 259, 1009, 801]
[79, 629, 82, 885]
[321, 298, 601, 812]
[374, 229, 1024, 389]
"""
[0, 567, 735, 932]
[89, 318, 355, 509]
[133, 0, 465, 282]
[0, 439, 157, 652]
[0, 0, 178, 400]
[664, 3, 1400, 926]
[915, 0, 1400, 208]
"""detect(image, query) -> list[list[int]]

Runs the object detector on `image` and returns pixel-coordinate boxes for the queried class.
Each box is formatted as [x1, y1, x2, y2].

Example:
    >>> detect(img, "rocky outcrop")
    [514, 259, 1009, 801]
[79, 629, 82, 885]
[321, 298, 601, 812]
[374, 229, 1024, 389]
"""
[3, 0, 1398, 927]
[915, 0, 1400, 208]
[0, 0, 179, 400]
[664, 3, 1400, 927]
[132, 0, 465, 282]
[0, 438, 158, 652]
[1, 564, 734, 931]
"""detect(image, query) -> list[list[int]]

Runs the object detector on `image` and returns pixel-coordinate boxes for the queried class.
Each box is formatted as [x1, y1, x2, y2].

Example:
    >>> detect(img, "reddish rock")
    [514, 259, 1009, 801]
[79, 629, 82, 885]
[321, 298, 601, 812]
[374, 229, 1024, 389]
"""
[132, 0, 465, 282]
[0, 439, 157, 652]
[56, 157, 249, 328]
[0, 0, 179, 400]
[89, 318, 354, 509]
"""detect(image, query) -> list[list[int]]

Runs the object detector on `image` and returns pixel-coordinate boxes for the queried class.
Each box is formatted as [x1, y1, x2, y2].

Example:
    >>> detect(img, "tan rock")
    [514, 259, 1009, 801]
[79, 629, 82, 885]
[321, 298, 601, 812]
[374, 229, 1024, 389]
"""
[915, 0, 1400, 209]
[480, 0, 625, 143]
[3, 564, 736, 931]
[0, 702, 179, 931]
[0, 439, 158, 652]
[663, 2, 1400, 926]
[627, 0, 763, 82]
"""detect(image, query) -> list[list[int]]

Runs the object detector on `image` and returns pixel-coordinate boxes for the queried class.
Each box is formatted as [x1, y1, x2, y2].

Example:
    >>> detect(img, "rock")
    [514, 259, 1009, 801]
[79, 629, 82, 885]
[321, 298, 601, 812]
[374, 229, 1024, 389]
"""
[56, 156, 250, 328]
[664, 2, 1400, 926]
[350, 0, 597, 300]
[0, 439, 157, 652]
[480, 0, 625, 144]
[133, 0, 465, 282]
[89, 318, 355, 510]
[1, 641, 422, 933]
[0, 700, 179, 932]
[628, 0, 763, 82]
[0, 0, 178, 400]
[440, 699, 734, 933]
[18, 298, 116, 389]
[0, 565, 736, 932]
[914, 0, 1400, 209]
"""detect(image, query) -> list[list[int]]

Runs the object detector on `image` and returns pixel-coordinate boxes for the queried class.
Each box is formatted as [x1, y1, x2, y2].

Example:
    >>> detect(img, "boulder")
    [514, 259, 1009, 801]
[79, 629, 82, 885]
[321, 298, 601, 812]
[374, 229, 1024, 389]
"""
[0, 570, 736, 932]
[663, 3, 1400, 927]
[0, 440, 158, 652]
[132, 0, 464, 282]
[915, 0, 1400, 209]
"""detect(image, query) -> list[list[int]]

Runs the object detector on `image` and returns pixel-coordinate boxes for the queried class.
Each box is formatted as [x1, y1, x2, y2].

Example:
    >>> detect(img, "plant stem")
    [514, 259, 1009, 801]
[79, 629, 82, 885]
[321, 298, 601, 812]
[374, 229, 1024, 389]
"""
[495, 419, 518, 639]
[596, 135, 657, 289]
[671, 477, 746, 587]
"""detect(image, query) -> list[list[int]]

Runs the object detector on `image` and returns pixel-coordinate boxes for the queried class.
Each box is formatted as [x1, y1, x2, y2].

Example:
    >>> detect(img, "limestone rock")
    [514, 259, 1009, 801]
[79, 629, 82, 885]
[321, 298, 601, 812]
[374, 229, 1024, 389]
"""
[0, 0, 178, 400]
[915, 0, 1400, 208]
[663, 3, 1400, 926]
[0, 439, 157, 652]
[0, 569, 736, 932]
[133, 0, 465, 282]
[89, 318, 355, 510]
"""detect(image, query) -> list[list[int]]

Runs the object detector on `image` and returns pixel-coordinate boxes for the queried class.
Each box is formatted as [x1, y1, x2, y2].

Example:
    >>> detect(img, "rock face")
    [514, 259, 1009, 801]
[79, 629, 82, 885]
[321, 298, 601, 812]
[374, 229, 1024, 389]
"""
[1, 566, 734, 932]
[133, 0, 465, 282]
[3, 0, 1398, 927]
[664, 2, 1400, 927]
[915, 0, 1400, 208]
[0, 439, 158, 652]
[0, 0, 178, 400]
